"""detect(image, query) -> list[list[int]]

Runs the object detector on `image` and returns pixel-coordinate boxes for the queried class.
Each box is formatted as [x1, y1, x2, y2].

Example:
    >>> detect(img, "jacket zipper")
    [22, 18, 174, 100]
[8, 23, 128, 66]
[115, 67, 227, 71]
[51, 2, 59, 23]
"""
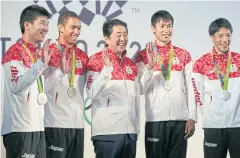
[119, 57, 130, 132]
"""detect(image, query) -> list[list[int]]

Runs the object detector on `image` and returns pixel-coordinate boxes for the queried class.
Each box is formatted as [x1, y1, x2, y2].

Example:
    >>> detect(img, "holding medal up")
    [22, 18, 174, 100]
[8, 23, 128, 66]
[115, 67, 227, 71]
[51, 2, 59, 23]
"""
[44, 11, 88, 158]
[135, 10, 197, 158]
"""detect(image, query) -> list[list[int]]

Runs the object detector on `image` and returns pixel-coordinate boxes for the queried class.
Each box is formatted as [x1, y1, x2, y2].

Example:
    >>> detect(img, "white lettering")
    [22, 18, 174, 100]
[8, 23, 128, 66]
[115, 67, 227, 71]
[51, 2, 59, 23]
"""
[21, 153, 35, 158]
[147, 137, 159, 142]
[49, 145, 64, 152]
[204, 141, 217, 147]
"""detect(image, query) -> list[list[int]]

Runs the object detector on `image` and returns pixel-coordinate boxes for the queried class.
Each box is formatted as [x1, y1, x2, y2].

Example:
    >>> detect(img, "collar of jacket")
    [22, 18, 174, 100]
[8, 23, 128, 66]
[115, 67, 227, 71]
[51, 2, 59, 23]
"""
[56, 39, 77, 48]
[105, 47, 127, 62]
[212, 47, 230, 60]
[55, 39, 77, 56]
[155, 40, 172, 55]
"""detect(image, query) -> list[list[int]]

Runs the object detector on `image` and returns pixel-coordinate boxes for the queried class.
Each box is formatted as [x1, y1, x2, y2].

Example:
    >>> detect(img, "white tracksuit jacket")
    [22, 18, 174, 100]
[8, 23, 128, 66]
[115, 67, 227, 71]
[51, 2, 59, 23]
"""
[86, 49, 140, 137]
[135, 42, 197, 122]
[192, 48, 240, 128]
[1, 39, 46, 135]
[44, 42, 88, 129]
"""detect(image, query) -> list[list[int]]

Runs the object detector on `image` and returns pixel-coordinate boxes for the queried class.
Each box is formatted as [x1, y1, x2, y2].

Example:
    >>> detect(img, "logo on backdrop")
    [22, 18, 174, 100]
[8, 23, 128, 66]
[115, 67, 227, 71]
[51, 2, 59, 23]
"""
[1, 0, 141, 65]
[33, 0, 127, 26]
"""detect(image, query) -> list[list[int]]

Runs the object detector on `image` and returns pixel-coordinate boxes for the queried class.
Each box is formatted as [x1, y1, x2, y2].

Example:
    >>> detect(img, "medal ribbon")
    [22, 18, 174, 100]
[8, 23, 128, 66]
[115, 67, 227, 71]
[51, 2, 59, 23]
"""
[18, 40, 43, 94]
[56, 41, 91, 124]
[69, 49, 76, 88]
[56, 42, 75, 89]
[56, 41, 64, 52]
[211, 51, 231, 91]
[154, 44, 174, 80]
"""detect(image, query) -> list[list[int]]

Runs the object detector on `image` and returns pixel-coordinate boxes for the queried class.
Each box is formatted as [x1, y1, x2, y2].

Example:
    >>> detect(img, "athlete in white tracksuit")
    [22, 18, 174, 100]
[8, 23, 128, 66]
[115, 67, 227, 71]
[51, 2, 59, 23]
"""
[135, 10, 197, 158]
[44, 11, 88, 158]
[192, 18, 240, 158]
[1, 5, 51, 158]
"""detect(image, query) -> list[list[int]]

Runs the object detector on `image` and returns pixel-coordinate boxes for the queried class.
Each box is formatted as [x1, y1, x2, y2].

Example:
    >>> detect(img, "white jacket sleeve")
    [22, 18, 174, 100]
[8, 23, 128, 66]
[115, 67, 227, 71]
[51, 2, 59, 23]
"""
[192, 59, 205, 115]
[134, 74, 141, 134]
[86, 66, 113, 100]
[3, 59, 45, 94]
[184, 61, 198, 122]
[44, 66, 65, 92]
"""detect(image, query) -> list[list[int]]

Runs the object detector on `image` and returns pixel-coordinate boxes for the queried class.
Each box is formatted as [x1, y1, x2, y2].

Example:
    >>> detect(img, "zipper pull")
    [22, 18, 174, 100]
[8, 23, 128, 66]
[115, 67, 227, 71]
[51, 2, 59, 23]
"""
[55, 92, 58, 104]
[26, 92, 30, 104]
[107, 99, 110, 108]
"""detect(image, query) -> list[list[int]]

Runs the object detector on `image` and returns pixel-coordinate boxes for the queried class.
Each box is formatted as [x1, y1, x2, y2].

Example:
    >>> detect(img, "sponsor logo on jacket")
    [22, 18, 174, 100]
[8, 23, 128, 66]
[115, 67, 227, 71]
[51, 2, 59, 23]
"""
[86, 75, 93, 89]
[192, 78, 203, 106]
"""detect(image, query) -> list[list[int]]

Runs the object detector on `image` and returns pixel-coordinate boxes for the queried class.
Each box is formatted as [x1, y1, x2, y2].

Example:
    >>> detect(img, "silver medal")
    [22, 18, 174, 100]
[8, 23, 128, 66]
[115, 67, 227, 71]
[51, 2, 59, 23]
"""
[221, 90, 231, 101]
[163, 80, 172, 91]
[37, 93, 47, 105]
[67, 87, 76, 98]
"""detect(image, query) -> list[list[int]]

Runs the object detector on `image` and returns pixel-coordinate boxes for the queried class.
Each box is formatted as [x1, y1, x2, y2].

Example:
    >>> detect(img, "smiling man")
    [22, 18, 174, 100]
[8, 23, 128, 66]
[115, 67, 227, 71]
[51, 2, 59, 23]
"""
[192, 18, 240, 158]
[135, 10, 197, 158]
[86, 19, 140, 158]
[43, 11, 88, 158]
[1, 4, 51, 158]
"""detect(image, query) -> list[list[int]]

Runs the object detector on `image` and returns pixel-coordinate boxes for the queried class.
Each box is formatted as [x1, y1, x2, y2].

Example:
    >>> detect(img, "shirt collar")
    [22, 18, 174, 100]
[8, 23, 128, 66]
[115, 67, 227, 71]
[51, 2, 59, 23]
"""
[212, 47, 230, 59]
[106, 47, 127, 62]
[155, 40, 172, 54]
[56, 39, 77, 50]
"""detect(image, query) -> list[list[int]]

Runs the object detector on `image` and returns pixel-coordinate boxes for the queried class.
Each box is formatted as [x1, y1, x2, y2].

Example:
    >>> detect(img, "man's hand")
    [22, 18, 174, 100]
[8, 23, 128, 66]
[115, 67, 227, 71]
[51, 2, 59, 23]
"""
[146, 42, 157, 70]
[41, 39, 51, 66]
[102, 47, 112, 67]
[184, 119, 195, 140]
[60, 47, 70, 74]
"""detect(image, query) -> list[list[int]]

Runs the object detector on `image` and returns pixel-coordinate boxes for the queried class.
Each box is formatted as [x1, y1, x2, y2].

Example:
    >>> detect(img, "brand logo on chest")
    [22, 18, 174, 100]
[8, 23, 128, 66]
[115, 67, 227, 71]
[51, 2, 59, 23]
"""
[125, 66, 133, 74]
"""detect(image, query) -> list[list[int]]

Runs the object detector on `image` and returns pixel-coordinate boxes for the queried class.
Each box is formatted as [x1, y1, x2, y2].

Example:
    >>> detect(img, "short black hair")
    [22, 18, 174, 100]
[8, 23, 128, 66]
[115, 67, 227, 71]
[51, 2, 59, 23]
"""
[20, 5, 51, 33]
[208, 18, 233, 36]
[102, 19, 128, 37]
[151, 10, 174, 27]
[58, 11, 80, 25]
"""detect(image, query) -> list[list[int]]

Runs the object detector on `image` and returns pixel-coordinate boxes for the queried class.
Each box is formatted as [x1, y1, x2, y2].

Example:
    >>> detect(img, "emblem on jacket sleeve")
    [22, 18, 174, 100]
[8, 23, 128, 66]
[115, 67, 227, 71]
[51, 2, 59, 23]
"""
[76, 60, 82, 68]
[10, 66, 19, 82]
[209, 68, 216, 74]
[126, 66, 133, 74]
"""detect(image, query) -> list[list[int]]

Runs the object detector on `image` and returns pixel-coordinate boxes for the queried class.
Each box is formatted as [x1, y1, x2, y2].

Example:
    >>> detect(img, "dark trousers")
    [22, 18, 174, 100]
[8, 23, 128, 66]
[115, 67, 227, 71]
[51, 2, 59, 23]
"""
[204, 128, 240, 158]
[145, 121, 187, 158]
[92, 134, 137, 158]
[45, 128, 84, 158]
[3, 131, 46, 158]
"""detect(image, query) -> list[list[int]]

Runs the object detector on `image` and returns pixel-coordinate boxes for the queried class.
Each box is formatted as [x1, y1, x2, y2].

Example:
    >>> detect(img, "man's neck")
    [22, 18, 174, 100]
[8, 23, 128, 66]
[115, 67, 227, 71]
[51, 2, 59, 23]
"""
[156, 39, 170, 47]
[107, 46, 123, 57]
[22, 34, 37, 46]
[116, 52, 123, 58]
[58, 36, 74, 47]
[215, 47, 228, 55]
